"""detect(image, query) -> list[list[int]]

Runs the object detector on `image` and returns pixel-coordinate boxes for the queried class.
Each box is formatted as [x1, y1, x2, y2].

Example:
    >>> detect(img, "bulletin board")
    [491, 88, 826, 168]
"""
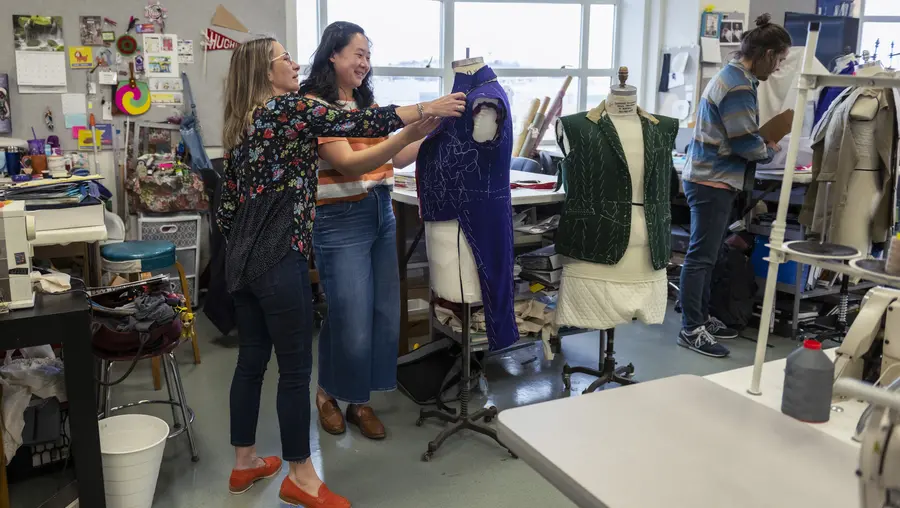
[0, 1, 287, 150]
[657, 45, 701, 128]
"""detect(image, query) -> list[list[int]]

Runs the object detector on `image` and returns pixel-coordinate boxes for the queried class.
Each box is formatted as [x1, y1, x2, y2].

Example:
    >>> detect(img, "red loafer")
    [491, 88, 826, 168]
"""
[229, 456, 283, 494]
[279, 477, 351, 508]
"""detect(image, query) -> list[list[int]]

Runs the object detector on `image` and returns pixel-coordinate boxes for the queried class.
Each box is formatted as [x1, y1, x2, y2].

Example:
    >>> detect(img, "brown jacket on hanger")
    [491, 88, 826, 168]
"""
[799, 86, 898, 243]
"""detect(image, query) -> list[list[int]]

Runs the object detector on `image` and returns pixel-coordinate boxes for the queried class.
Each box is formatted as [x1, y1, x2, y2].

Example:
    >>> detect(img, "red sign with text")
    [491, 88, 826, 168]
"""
[205, 28, 240, 51]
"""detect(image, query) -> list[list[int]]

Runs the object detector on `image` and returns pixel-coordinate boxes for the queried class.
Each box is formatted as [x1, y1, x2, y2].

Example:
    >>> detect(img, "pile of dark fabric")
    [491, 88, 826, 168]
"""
[709, 233, 758, 331]
[90, 279, 183, 356]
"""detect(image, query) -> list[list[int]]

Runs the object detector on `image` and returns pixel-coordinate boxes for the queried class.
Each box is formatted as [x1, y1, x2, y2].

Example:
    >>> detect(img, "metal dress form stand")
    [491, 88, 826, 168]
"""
[749, 22, 900, 396]
[416, 292, 517, 462]
[562, 328, 637, 394]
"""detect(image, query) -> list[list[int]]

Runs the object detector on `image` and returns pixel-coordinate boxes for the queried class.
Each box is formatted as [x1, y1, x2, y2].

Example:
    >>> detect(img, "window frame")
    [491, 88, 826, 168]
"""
[858, 0, 900, 56]
[288, 0, 620, 116]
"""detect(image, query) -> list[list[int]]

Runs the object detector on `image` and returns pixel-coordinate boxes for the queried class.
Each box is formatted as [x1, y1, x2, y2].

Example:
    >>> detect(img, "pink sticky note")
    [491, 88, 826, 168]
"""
[72, 126, 87, 139]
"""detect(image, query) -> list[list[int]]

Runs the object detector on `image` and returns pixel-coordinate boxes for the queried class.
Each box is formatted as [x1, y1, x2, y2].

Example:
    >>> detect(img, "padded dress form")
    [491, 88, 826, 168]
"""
[416, 65, 519, 351]
[556, 110, 667, 330]
[830, 106, 884, 255]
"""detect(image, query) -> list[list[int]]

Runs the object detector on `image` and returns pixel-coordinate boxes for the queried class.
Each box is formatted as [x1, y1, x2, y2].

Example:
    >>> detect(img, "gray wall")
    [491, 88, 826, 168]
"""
[0, 0, 286, 150]
[750, 0, 817, 26]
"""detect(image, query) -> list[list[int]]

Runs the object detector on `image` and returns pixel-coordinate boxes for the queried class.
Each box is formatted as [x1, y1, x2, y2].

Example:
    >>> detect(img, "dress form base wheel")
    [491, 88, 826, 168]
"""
[417, 405, 517, 462]
[562, 328, 638, 394]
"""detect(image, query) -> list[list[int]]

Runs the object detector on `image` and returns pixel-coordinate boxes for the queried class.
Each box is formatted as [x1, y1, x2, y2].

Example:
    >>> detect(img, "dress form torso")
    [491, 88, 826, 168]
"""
[555, 80, 668, 330]
[830, 92, 884, 255]
[426, 57, 500, 304]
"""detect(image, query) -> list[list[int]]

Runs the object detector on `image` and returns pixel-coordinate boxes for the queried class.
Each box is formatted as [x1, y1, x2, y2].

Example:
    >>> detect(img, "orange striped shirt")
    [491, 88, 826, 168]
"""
[311, 97, 394, 205]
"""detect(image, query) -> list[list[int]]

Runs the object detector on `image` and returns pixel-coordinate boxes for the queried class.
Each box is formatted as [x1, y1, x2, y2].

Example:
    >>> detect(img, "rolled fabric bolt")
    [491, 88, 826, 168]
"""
[535, 76, 573, 146]
[513, 98, 541, 156]
[886, 235, 900, 275]
[519, 97, 550, 158]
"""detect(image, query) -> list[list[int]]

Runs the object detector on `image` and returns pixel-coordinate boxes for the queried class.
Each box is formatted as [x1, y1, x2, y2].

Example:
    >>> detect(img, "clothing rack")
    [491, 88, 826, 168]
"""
[749, 22, 900, 396]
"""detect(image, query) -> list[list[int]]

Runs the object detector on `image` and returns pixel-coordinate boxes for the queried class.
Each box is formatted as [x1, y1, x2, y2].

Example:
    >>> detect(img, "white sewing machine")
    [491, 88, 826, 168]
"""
[834, 378, 900, 508]
[0, 200, 37, 310]
[833, 286, 900, 388]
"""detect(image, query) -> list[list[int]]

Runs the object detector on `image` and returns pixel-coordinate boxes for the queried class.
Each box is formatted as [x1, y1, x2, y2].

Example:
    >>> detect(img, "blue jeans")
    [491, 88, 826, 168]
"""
[230, 250, 313, 462]
[313, 186, 400, 404]
[680, 181, 737, 331]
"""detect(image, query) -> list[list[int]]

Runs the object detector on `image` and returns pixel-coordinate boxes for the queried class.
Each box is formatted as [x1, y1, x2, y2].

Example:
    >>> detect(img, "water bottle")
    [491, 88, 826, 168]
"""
[0, 148, 6, 176]
[781, 339, 835, 423]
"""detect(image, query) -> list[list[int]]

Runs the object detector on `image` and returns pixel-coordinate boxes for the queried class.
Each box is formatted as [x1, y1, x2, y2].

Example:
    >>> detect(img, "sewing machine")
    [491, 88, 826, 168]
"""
[834, 378, 900, 508]
[0, 200, 37, 310]
[833, 286, 900, 388]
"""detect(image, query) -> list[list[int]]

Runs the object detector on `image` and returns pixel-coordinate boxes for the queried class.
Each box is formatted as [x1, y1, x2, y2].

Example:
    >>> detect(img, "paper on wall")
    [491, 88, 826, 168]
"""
[671, 52, 689, 74]
[700, 37, 722, 64]
[142, 33, 179, 77]
[14, 51, 67, 89]
[177, 39, 194, 64]
[61, 93, 87, 129]
[98, 70, 117, 85]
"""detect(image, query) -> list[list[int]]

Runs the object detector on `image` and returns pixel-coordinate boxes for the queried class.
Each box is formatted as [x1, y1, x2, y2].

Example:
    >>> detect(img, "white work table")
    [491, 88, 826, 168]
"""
[390, 169, 564, 207]
[705, 349, 865, 447]
[498, 372, 860, 508]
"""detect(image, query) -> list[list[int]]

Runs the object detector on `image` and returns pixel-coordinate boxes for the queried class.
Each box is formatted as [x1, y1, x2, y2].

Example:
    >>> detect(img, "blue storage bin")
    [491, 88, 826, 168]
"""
[751, 235, 809, 286]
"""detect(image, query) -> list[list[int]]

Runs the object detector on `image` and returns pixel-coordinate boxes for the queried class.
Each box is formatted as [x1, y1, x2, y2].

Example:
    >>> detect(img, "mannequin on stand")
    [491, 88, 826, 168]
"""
[425, 56, 501, 305]
[554, 68, 678, 392]
[414, 54, 517, 460]
[806, 62, 896, 255]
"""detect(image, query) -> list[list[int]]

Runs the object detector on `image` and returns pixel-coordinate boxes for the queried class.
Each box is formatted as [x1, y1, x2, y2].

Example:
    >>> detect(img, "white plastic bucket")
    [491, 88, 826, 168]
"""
[99, 414, 170, 508]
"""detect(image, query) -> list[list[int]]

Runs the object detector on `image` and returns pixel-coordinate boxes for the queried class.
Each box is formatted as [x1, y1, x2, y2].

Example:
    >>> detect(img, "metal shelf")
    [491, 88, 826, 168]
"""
[757, 277, 876, 298]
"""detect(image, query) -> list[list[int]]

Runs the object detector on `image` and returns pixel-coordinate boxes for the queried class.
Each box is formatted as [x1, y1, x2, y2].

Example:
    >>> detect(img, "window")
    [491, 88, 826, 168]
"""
[293, 0, 620, 145]
[859, 1, 900, 59]
[454, 3, 582, 68]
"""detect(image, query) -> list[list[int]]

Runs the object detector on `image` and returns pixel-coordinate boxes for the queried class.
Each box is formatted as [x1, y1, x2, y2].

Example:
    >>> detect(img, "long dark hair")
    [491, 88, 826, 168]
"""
[299, 21, 375, 108]
[736, 13, 792, 75]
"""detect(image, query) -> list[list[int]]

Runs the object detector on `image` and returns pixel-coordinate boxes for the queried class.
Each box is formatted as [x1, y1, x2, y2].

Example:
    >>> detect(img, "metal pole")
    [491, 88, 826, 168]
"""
[749, 23, 821, 396]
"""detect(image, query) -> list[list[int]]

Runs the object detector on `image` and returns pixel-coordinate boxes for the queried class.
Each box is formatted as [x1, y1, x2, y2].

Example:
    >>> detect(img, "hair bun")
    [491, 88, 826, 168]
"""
[755, 13, 772, 27]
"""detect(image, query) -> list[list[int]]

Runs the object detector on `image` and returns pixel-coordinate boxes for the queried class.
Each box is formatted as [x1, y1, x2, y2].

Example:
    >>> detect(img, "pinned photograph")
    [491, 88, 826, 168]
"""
[12, 15, 64, 52]
[80, 15, 103, 46]
[719, 19, 744, 45]
[701, 12, 722, 39]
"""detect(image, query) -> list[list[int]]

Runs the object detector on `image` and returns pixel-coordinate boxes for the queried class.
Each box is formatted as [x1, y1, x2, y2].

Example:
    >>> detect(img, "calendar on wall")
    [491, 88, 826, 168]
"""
[14, 51, 67, 87]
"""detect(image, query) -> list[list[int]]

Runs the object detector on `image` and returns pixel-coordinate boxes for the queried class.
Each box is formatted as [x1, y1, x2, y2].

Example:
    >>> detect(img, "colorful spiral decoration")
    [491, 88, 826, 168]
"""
[115, 82, 151, 115]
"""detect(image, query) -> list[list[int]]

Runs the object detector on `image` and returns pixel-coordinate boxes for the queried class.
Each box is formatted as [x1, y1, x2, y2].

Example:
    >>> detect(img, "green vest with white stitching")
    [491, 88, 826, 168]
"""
[555, 103, 678, 271]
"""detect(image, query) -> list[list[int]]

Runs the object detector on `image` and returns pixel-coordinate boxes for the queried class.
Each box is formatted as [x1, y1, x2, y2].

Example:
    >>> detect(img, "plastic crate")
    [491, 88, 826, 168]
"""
[751, 235, 809, 286]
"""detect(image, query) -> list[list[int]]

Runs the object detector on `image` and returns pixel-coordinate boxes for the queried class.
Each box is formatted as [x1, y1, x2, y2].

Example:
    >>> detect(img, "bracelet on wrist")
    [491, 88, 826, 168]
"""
[416, 103, 425, 120]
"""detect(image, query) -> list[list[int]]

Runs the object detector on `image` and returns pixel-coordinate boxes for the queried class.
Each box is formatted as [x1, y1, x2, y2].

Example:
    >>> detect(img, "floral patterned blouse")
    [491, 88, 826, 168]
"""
[216, 93, 403, 291]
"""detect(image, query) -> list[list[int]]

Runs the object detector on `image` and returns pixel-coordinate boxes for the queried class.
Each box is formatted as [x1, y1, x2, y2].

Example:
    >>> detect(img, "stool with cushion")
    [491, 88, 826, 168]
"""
[95, 318, 199, 462]
[101, 240, 201, 390]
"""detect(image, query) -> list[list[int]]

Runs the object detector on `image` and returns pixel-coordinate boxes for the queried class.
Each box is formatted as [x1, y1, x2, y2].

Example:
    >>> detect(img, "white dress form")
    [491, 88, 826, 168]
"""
[555, 87, 668, 330]
[830, 93, 884, 255]
[426, 57, 501, 304]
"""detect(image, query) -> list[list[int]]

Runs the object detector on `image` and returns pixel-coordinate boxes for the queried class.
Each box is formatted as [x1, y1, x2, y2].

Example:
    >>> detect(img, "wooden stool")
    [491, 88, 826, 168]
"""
[101, 240, 201, 390]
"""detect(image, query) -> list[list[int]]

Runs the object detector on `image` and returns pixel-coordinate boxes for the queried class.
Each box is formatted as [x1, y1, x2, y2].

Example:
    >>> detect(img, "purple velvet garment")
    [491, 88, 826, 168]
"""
[415, 65, 519, 351]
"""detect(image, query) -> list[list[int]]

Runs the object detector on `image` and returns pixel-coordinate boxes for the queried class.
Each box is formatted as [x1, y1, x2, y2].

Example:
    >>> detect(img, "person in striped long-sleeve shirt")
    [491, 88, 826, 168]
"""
[678, 13, 791, 358]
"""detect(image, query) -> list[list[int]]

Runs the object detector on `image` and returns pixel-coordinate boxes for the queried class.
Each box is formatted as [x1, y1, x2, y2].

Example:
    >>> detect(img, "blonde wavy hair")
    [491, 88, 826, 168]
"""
[222, 37, 276, 151]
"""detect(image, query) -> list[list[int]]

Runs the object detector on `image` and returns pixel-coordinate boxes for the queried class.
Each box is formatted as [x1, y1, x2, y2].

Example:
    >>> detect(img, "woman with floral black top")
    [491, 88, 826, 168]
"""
[218, 37, 464, 507]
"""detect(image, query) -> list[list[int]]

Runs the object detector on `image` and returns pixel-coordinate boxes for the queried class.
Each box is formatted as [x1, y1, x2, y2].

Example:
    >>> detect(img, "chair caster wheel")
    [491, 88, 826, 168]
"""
[422, 452, 433, 462]
[191, 455, 200, 463]
[484, 415, 493, 423]
[415, 418, 424, 427]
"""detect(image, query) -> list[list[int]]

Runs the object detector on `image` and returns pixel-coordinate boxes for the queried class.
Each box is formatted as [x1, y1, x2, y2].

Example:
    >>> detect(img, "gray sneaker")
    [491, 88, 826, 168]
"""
[678, 326, 731, 358]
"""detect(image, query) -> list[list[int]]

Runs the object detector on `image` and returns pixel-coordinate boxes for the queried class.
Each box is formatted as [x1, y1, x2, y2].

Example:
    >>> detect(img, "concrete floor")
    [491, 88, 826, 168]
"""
[11, 305, 799, 508]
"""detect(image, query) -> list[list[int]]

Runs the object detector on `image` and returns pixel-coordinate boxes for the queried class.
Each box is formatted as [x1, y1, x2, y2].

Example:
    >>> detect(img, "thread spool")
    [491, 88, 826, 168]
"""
[886, 235, 900, 275]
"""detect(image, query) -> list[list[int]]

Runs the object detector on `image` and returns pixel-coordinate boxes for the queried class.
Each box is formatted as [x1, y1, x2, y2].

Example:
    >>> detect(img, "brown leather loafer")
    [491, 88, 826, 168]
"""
[317, 398, 346, 435]
[346, 406, 385, 440]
